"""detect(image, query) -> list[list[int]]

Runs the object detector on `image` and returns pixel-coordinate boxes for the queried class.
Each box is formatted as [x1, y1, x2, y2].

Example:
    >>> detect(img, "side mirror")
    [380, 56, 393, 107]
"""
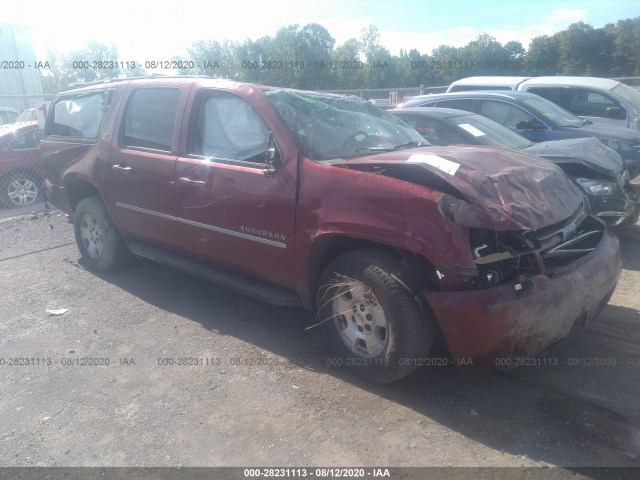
[606, 106, 626, 120]
[263, 133, 282, 175]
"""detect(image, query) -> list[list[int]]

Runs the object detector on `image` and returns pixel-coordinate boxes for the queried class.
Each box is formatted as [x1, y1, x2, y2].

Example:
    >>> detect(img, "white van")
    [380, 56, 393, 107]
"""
[447, 76, 640, 132]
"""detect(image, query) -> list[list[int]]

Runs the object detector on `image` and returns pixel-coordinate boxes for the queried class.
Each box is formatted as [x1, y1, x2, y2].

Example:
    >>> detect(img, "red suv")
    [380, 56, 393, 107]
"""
[0, 121, 44, 207]
[41, 78, 621, 382]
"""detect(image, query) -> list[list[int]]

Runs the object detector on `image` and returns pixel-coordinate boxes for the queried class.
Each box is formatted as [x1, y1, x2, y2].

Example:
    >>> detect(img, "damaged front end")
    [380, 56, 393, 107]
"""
[437, 198, 604, 290]
[427, 197, 620, 368]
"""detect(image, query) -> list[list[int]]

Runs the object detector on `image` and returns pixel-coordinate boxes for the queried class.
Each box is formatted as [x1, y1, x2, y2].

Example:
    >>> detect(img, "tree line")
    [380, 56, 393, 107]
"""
[41, 17, 640, 93]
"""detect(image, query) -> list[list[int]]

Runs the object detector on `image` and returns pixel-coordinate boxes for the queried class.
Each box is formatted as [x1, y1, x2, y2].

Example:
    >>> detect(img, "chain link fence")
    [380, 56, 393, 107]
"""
[613, 77, 640, 88]
[318, 85, 449, 106]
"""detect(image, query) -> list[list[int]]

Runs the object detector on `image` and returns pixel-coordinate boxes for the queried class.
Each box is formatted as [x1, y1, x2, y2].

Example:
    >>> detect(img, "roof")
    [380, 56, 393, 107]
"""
[390, 107, 475, 118]
[403, 90, 542, 104]
[519, 76, 621, 90]
[58, 77, 360, 103]
[449, 76, 531, 87]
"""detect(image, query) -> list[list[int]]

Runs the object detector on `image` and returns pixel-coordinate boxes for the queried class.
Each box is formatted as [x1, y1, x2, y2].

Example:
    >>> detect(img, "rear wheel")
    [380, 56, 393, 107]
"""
[73, 196, 130, 271]
[316, 250, 433, 383]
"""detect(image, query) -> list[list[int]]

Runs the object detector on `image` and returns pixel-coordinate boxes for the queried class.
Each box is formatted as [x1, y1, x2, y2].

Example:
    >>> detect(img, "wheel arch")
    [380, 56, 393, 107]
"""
[64, 177, 102, 212]
[306, 234, 439, 310]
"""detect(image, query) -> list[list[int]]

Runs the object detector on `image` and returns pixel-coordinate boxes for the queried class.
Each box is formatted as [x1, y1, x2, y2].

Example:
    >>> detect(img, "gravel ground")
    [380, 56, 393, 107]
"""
[0, 209, 639, 473]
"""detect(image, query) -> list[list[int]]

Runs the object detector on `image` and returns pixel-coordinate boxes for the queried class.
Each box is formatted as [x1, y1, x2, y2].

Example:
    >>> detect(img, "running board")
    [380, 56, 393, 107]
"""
[128, 242, 301, 307]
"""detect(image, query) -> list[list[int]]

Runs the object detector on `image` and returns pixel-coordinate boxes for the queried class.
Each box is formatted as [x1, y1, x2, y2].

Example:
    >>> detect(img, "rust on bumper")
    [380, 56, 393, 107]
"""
[425, 229, 621, 368]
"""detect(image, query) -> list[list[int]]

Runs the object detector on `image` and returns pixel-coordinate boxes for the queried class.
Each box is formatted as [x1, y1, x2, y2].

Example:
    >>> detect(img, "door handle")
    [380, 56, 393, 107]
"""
[178, 177, 207, 186]
[112, 164, 132, 173]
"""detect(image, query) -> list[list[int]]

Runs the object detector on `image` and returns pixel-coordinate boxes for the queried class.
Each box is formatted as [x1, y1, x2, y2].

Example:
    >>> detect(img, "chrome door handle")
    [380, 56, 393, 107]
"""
[178, 177, 207, 186]
[112, 165, 132, 173]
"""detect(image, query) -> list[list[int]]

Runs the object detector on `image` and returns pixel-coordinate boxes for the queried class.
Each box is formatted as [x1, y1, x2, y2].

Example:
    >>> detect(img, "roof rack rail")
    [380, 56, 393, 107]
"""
[65, 73, 218, 90]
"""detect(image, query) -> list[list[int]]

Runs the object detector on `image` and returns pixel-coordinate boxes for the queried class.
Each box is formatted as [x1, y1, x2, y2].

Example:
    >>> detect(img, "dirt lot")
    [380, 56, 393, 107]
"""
[1, 207, 639, 475]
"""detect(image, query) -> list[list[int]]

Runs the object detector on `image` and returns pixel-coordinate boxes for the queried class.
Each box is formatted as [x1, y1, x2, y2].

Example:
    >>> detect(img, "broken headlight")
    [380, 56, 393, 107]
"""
[575, 178, 616, 196]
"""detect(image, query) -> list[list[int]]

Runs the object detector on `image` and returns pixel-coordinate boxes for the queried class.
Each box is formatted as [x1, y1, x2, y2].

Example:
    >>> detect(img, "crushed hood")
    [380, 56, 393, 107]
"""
[523, 137, 623, 178]
[331, 145, 584, 231]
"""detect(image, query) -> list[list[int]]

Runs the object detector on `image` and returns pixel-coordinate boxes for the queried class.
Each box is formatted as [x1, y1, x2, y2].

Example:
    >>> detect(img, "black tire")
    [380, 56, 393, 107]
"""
[73, 196, 131, 271]
[0, 171, 43, 208]
[316, 250, 433, 383]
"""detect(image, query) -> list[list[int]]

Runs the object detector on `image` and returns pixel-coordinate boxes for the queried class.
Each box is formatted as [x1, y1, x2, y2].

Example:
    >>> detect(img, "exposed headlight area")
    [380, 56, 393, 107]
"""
[437, 202, 606, 291]
[575, 177, 618, 196]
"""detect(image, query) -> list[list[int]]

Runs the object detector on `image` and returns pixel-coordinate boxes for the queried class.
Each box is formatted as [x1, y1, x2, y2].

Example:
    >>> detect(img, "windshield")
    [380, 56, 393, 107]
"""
[449, 113, 532, 150]
[264, 90, 426, 160]
[611, 83, 640, 112]
[522, 95, 583, 127]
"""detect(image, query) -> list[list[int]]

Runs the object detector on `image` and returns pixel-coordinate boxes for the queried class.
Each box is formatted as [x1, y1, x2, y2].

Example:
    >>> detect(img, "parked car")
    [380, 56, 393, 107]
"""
[398, 91, 640, 177]
[42, 78, 620, 383]
[519, 77, 640, 132]
[390, 107, 639, 228]
[447, 76, 640, 132]
[0, 121, 44, 207]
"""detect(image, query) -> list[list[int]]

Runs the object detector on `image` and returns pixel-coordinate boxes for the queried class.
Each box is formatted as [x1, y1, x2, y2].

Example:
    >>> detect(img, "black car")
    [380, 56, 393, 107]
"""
[391, 107, 639, 228]
[398, 91, 640, 178]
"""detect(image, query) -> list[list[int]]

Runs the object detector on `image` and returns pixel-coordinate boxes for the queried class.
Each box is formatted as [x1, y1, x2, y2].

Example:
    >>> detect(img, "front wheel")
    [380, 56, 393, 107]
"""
[316, 250, 433, 383]
[73, 196, 131, 271]
[0, 172, 43, 208]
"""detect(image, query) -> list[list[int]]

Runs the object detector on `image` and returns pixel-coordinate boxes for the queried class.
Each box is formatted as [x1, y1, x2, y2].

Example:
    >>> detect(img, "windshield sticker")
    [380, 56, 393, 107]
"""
[458, 123, 486, 137]
[407, 154, 460, 175]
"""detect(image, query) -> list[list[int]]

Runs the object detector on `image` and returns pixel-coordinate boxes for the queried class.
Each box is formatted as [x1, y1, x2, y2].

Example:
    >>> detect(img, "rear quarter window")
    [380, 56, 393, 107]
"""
[46, 92, 108, 139]
[436, 99, 474, 110]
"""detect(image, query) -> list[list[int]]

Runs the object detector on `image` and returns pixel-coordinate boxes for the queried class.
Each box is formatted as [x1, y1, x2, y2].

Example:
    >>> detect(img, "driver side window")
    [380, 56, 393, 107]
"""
[190, 93, 270, 163]
[9, 129, 42, 150]
[479, 101, 534, 129]
[569, 89, 623, 118]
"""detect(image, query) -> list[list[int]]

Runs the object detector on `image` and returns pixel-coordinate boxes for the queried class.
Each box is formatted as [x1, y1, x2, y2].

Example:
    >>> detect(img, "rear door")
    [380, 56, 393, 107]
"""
[104, 83, 191, 249]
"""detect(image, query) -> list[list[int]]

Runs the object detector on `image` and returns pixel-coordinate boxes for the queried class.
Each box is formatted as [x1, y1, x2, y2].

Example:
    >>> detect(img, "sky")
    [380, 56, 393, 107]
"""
[3, 0, 639, 61]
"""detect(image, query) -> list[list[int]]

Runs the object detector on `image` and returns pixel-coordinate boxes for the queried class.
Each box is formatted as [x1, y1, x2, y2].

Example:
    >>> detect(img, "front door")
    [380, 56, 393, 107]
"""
[174, 90, 297, 287]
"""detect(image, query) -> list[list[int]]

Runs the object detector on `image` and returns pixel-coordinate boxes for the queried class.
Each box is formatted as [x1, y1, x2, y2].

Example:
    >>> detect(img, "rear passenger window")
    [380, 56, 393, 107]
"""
[436, 99, 474, 111]
[189, 93, 270, 163]
[47, 92, 106, 139]
[122, 87, 180, 152]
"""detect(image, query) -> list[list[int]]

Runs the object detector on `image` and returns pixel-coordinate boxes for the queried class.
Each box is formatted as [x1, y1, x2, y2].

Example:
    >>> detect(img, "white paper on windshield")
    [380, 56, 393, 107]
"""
[458, 123, 486, 137]
[406, 154, 460, 176]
